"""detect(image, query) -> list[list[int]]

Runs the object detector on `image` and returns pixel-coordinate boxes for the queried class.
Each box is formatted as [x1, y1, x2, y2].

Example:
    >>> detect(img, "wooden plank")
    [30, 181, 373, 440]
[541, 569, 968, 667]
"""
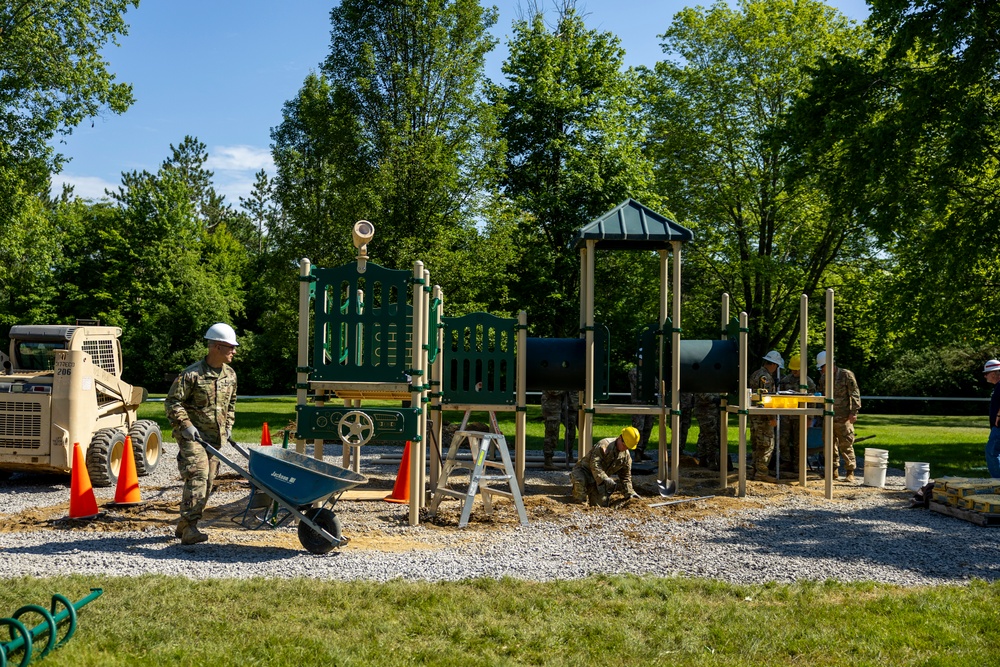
[929, 500, 1000, 526]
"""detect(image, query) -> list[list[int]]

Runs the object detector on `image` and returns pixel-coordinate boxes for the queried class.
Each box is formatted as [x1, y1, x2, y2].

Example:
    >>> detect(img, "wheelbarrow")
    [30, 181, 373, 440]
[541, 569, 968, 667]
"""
[195, 437, 367, 554]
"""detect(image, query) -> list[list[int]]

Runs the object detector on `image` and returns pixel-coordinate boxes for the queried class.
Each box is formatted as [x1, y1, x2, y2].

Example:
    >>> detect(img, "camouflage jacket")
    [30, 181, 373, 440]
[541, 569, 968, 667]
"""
[820, 367, 861, 422]
[584, 436, 634, 495]
[778, 372, 817, 394]
[749, 366, 777, 396]
[165, 358, 237, 444]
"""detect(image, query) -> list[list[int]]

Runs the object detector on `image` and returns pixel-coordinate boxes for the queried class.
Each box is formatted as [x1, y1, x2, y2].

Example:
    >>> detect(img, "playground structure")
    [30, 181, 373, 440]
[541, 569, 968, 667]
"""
[292, 201, 843, 526]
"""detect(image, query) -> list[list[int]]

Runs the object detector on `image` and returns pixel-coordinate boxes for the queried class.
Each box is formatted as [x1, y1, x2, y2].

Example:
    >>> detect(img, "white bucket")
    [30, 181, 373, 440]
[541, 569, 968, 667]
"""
[904, 462, 930, 492]
[863, 448, 889, 488]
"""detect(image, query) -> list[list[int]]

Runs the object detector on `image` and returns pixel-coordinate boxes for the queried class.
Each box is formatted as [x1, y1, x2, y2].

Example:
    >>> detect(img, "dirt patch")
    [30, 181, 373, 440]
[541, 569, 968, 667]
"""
[3, 463, 907, 552]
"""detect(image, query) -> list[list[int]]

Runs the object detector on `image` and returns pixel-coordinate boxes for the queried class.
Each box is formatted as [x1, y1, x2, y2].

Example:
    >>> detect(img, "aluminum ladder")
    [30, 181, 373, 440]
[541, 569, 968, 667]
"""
[429, 430, 528, 528]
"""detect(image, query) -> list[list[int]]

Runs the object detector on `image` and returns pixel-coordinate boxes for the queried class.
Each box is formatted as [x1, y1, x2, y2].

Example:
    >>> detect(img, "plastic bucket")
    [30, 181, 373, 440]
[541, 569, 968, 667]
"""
[904, 462, 930, 492]
[863, 448, 889, 488]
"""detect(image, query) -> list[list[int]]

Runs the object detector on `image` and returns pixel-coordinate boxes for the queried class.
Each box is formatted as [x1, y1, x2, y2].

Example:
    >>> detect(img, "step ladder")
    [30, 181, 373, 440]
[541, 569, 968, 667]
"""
[429, 430, 528, 528]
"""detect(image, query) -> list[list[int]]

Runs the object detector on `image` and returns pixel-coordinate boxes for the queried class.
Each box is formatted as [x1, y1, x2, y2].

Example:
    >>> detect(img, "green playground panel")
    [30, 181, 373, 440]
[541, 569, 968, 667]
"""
[441, 312, 517, 406]
[295, 405, 423, 441]
[310, 263, 414, 383]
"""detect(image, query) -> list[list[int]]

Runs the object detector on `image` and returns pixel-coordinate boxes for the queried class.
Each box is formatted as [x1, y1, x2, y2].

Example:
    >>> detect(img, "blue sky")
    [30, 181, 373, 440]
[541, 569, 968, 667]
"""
[52, 0, 872, 204]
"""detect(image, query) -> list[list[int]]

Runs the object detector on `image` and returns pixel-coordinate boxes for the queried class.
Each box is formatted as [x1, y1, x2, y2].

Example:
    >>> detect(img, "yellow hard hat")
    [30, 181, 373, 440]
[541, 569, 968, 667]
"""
[620, 426, 640, 450]
[788, 355, 800, 371]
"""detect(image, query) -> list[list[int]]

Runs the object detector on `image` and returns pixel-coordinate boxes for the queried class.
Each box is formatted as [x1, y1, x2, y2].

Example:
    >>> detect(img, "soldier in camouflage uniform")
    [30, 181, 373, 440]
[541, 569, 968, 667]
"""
[165, 323, 239, 544]
[816, 351, 861, 482]
[570, 426, 642, 506]
[541, 390, 565, 470]
[777, 355, 817, 470]
[562, 390, 580, 465]
[694, 393, 721, 468]
[748, 351, 783, 479]
[627, 357, 654, 460]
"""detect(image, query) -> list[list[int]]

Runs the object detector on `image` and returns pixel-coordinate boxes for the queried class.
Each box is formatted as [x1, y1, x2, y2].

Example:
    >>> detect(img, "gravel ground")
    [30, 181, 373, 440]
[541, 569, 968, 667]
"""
[2, 441, 997, 585]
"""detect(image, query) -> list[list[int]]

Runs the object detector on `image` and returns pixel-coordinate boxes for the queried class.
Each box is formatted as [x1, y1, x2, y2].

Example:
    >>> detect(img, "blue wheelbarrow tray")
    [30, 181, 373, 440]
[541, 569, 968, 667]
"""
[246, 445, 367, 506]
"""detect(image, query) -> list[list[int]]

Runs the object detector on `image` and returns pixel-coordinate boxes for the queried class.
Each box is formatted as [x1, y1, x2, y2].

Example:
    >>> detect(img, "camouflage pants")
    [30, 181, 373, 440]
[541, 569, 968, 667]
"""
[177, 438, 220, 523]
[694, 398, 720, 463]
[543, 418, 561, 457]
[631, 413, 654, 453]
[833, 421, 857, 472]
[749, 417, 774, 477]
[570, 466, 611, 507]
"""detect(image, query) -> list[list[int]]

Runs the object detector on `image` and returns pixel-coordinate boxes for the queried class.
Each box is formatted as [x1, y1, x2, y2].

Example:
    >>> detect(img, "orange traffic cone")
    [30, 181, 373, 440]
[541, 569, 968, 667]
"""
[261, 422, 273, 446]
[69, 442, 100, 519]
[384, 441, 411, 504]
[114, 435, 142, 505]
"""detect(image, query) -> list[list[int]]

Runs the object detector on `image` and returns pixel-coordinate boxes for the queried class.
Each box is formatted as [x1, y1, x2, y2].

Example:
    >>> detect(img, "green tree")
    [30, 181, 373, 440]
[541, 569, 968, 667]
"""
[272, 0, 501, 293]
[643, 0, 871, 360]
[495, 3, 656, 339]
[0, 0, 137, 216]
[51, 140, 247, 388]
[788, 0, 1000, 354]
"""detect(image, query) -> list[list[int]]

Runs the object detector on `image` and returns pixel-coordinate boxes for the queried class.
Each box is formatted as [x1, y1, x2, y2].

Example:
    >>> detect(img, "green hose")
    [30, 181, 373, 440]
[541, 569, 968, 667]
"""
[1, 588, 102, 667]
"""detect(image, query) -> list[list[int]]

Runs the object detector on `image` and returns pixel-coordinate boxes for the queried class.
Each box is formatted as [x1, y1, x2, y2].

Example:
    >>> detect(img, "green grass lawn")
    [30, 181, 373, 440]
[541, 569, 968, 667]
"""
[141, 398, 990, 478]
[2, 575, 999, 667]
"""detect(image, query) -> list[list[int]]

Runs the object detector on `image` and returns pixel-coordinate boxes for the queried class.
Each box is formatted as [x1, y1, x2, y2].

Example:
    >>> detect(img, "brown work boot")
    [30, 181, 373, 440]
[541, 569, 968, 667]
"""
[180, 522, 208, 545]
[543, 454, 558, 471]
[845, 471, 856, 483]
[174, 518, 189, 540]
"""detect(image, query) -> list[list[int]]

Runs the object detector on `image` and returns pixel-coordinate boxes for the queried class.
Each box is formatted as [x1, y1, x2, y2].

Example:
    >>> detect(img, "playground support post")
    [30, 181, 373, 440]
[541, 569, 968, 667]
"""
[670, 241, 682, 487]
[824, 289, 835, 500]
[798, 293, 810, 486]
[409, 261, 426, 526]
[582, 241, 596, 459]
[719, 293, 730, 490]
[516, 310, 527, 488]
[296, 258, 312, 456]
[738, 311, 749, 497]
[658, 249, 669, 483]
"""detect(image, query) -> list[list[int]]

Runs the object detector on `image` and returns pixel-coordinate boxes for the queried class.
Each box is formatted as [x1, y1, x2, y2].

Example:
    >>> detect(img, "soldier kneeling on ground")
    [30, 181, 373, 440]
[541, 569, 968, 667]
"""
[570, 426, 642, 507]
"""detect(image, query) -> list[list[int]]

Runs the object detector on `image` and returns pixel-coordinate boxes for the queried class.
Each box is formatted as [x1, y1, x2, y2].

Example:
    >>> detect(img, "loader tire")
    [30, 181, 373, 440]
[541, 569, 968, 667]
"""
[86, 428, 127, 488]
[128, 420, 163, 476]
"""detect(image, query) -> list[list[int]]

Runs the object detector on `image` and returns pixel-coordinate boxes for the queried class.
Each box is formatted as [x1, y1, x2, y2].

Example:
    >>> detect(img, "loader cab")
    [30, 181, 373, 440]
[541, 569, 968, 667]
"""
[14, 340, 65, 371]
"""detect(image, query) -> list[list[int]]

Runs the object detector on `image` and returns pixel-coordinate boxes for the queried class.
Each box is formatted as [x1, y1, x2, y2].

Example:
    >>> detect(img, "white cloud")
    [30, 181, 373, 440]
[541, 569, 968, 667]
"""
[206, 144, 274, 172]
[52, 174, 117, 200]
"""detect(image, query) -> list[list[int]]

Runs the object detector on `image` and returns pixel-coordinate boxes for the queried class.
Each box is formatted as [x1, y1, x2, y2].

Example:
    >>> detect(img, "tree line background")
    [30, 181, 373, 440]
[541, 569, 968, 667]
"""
[1, 0, 997, 407]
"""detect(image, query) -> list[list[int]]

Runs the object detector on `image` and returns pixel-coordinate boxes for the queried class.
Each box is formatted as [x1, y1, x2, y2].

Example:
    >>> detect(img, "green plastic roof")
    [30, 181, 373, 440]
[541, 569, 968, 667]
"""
[572, 199, 693, 250]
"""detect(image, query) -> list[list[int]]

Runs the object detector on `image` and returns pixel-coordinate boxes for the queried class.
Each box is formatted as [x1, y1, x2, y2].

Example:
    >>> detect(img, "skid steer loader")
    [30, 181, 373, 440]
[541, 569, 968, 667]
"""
[0, 324, 161, 487]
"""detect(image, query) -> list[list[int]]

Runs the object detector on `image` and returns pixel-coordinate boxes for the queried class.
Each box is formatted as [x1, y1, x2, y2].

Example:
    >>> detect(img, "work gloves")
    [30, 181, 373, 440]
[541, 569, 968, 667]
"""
[602, 477, 616, 493]
[180, 424, 200, 442]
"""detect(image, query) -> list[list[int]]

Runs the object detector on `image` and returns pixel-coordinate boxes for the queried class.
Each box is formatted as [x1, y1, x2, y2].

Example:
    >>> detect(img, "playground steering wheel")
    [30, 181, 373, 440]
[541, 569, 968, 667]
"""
[338, 410, 375, 447]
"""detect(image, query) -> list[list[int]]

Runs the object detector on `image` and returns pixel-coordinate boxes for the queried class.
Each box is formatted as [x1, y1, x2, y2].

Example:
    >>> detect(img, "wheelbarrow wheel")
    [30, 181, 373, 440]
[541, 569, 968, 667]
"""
[298, 507, 343, 555]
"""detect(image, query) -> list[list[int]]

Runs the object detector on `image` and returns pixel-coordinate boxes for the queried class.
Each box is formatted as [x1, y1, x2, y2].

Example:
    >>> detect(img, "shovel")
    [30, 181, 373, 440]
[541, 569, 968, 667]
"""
[650, 495, 715, 508]
[656, 478, 677, 497]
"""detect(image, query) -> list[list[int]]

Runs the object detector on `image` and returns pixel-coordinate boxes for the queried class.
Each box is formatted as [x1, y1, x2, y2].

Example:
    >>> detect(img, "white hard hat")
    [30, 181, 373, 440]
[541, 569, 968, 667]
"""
[984, 359, 1000, 373]
[205, 322, 239, 347]
[762, 350, 784, 368]
[816, 350, 827, 370]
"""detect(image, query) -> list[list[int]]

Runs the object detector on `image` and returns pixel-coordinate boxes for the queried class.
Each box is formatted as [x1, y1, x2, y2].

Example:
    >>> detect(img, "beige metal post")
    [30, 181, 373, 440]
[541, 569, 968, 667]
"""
[579, 246, 588, 457]
[798, 293, 809, 486]
[409, 261, 425, 526]
[658, 249, 669, 483]
[582, 241, 596, 458]
[516, 310, 528, 487]
[825, 288, 835, 500]
[720, 293, 730, 489]
[295, 258, 312, 455]
[671, 241, 682, 486]
[738, 311, 749, 497]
